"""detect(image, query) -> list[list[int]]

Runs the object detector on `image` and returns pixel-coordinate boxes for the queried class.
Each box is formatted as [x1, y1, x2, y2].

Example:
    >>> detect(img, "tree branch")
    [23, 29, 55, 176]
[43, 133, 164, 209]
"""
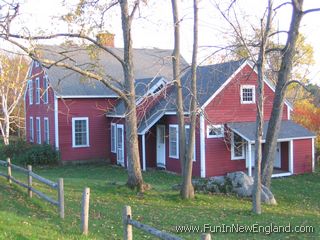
[303, 8, 320, 15]
[1, 33, 125, 66]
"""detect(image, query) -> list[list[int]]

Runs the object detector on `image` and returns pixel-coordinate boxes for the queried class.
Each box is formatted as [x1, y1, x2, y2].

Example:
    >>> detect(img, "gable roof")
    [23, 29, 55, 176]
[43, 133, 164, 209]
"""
[34, 45, 187, 97]
[132, 59, 246, 134]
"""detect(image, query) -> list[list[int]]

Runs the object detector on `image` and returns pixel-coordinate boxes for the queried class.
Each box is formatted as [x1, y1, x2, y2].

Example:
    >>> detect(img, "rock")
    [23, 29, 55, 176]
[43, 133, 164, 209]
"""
[172, 171, 277, 205]
[261, 185, 277, 205]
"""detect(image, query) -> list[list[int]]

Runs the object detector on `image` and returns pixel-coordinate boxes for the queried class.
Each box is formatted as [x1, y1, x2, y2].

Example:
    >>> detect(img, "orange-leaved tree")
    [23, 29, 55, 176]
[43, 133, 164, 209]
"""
[292, 99, 320, 153]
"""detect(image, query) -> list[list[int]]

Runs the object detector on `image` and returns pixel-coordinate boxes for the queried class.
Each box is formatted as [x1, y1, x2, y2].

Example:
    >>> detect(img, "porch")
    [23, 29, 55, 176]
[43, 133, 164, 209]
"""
[227, 120, 316, 178]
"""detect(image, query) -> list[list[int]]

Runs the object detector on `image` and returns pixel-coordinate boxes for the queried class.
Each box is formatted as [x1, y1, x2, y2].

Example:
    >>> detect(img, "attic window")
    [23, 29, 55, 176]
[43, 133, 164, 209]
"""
[241, 85, 255, 104]
[152, 83, 164, 94]
[207, 124, 224, 138]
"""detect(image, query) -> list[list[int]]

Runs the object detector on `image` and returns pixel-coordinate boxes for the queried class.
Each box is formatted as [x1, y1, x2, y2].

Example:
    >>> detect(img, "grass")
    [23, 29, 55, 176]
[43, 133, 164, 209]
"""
[0, 163, 319, 240]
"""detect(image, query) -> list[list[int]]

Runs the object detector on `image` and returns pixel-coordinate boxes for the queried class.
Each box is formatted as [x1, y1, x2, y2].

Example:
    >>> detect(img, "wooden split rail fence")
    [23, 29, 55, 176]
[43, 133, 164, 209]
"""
[0, 158, 64, 219]
[123, 205, 212, 240]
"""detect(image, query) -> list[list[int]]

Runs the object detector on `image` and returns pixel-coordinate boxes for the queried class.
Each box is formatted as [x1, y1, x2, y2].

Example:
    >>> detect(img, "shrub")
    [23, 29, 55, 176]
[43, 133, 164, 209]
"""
[19, 144, 59, 166]
[0, 139, 59, 166]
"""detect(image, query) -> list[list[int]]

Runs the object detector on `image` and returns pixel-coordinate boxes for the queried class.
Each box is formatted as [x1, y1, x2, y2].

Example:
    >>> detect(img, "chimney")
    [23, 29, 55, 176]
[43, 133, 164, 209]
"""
[96, 32, 115, 48]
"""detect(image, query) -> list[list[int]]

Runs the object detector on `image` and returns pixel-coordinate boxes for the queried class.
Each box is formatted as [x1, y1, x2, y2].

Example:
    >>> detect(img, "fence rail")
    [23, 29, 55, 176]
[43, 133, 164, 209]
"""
[0, 158, 64, 219]
[122, 206, 211, 240]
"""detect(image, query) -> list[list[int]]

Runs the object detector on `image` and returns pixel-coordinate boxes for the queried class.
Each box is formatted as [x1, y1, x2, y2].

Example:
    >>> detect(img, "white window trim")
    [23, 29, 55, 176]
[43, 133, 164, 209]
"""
[185, 125, 196, 162]
[231, 132, 245, 160]
[72, 117, 89, 148]
[43, 76, 49, 104]
[206, 124, 224, 138]
[111, 123, 116, 153]
[36, 117, 41, 144]
[169, 124, 179, 159]
[28, 80, 33, 105]
[240, 85, 255, 104]
[44, 117, 49, 144]
[29, 117, 34, 142]
[35, 77, 40, 104]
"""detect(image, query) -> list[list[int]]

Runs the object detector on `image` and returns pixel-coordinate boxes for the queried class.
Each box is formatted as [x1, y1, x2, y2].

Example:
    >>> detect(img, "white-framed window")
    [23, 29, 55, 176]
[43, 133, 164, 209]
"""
[111, 123, 116, 153]
[36, 117, 41, 144]
[29, 117, 34, 142]
[231, 132, 245, 160]
[43, 76, 49, 104]
[35, 61, 40, 67]
[207, 124, 224, 138]
[72, 117, 89, 147]
[35, 77, 40, 104]
[169, 124, 179, 159]
[240, 85, 255, 104]
[28, 80, 33, 105]
[44, 118, 49, 144]
[185, 125, 196, 161]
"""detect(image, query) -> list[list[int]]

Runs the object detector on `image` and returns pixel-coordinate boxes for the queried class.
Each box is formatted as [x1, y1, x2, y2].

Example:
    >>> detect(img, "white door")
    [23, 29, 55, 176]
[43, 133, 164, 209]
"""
[156, 125, 166, 168]
[274, 143, 281, 168]
[116, 125, 124, 166]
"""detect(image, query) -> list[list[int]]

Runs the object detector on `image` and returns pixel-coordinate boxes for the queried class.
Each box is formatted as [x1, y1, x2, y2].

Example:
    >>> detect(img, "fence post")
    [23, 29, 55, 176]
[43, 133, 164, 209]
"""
[6, 158, 11, 184]
[123, 206, 132, 240]
[201, 233, 211, 240]
[27, 165, 33, 198]
[81, 187, 90, 235]
[58, 178, 64, 219]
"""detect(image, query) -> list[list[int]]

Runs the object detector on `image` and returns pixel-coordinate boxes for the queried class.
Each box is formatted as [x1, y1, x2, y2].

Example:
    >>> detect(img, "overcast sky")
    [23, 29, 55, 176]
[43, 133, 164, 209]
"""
[10, 0, 320, 84]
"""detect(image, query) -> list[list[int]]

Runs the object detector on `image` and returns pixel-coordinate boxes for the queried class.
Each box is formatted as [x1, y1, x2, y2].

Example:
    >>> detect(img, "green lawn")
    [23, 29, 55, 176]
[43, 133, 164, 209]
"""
[0, 163, 319, 240]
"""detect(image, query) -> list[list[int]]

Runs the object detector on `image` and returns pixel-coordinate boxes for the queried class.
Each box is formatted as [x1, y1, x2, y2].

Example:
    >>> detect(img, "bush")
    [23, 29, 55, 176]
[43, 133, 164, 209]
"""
[19, 144, 59, 166]
[0, 139, 59, 166]
[1, 138, 31, 159]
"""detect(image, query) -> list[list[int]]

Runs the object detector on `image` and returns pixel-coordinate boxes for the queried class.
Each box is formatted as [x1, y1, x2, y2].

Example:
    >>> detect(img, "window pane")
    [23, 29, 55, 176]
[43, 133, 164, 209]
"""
[74, 119, 88, 146]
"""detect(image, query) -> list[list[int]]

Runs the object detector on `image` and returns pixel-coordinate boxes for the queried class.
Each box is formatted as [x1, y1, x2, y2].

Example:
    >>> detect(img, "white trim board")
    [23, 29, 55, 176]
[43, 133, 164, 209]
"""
[56, 95, 118, 99]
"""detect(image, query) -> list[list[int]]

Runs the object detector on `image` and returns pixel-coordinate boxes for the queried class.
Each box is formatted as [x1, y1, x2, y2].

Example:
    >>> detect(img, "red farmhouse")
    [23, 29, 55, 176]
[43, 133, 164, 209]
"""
[25, 40, 316, 178]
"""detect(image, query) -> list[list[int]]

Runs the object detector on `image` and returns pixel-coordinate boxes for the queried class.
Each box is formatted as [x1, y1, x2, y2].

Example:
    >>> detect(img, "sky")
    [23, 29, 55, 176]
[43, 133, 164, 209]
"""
[7, 0, 320, 84]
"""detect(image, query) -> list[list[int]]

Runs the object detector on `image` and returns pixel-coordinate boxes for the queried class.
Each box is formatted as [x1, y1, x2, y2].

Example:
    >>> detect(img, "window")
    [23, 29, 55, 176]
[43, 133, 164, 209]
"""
[28, 80, 33, 105]
[29, 117, 34, 142]
[35, 61, 40, 67]
[44, 118, 49, 144]
[207, 124, 224, 138]
[152, 83, 164, 94]
[241, 85, 255, 104]
[36, 117, 41, 144]
[231, 132, 245, 160]
[169, 125, 179, 158]
[35, 77, 40, 104]
[185, 125, 196, 161]
[111, 123, 116, 153]
[43, 76, 49, 104]
[72, 117, 89, 147]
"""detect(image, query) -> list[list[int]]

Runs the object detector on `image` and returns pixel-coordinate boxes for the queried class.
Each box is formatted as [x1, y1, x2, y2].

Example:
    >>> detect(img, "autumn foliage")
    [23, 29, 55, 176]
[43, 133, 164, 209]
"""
[292, 99, 320, 153]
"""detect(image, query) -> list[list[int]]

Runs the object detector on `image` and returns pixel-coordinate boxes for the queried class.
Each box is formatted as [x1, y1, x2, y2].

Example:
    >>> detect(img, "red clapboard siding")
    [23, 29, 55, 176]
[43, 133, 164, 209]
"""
[58, 98, 116, 162]
[205, 138, 246, 177]
[293, 139, 313, 174]
[204, 65, 289, 123]
[25, 64, 56, 147]
[164, 115, 201, 177]
[145, 126, 157, 168]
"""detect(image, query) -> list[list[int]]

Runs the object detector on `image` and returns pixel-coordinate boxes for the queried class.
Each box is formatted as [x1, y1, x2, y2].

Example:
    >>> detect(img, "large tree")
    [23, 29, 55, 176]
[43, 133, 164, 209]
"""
[0, 0, 147, 191]
[0, 53, 28, 145]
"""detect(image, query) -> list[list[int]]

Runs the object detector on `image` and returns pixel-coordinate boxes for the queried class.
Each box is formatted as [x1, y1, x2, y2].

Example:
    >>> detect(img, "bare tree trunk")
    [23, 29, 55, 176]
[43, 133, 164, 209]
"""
[252, 0, 273, 215]
[262, 0, 304, 188]
[171, 0, 186, 184]
[181, 0, 198, 200]
[120, 0, 145, 191]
